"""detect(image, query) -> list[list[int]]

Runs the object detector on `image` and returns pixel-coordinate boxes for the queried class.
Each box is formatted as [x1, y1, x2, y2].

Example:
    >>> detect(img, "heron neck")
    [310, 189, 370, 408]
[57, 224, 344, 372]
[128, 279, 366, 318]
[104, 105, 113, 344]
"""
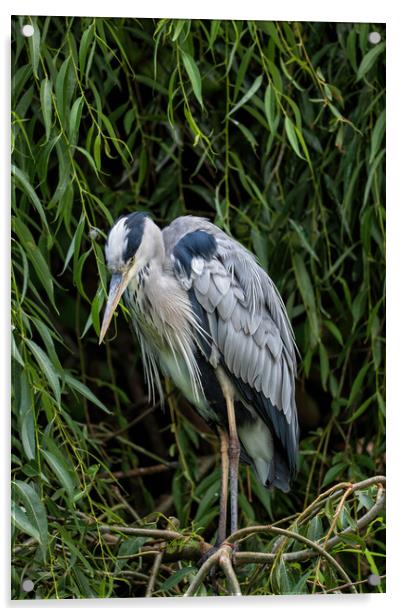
[142, 217, 165, 268]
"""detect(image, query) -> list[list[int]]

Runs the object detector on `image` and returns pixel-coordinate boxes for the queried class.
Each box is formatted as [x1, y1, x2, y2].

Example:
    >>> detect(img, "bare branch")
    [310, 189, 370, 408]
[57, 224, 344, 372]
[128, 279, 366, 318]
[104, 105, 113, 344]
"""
[146, 552, 163, 597]
[62, 474, 385, 596]
[219, 546, 242, 596]
[102, 462, 179, 479]
[184, 549, 222, 597]
[226, 525, 357, 592]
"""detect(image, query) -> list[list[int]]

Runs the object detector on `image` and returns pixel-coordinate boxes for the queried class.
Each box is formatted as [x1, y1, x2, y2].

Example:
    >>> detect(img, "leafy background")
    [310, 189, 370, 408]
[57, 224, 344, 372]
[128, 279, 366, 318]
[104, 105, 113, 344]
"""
[11, 16, 385, 598]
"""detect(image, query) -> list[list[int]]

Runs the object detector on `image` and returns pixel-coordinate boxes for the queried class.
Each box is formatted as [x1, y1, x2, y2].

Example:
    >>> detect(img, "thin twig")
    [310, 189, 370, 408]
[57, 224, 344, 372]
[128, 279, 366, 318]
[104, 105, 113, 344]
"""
[311, 485, 354, 593]
[146, 552, 163, 597]
[110, 485, 141, 522]
[321, 574, 386, 594]
[227, 525, 357, 592]
[298, 475, 385, 527]
[97, 525, 183, 540]
[75, 512, 184, 541]
[101, 462, 179, 479]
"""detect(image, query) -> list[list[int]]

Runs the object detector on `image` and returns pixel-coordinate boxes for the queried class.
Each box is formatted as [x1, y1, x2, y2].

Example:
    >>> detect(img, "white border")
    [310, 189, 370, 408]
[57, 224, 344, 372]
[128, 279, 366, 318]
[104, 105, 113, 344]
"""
[3, 1, 401, 614]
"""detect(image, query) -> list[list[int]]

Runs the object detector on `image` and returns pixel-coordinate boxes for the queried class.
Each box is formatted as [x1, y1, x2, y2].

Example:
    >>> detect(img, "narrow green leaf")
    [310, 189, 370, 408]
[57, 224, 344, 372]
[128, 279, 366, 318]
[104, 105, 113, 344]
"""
[273, 558, 291, 594]
[348, 362, 371, 406]
[79, 23, 95, 76]
[264, 83, 277, 133]
[12, 480, 48, 559]
[64, 372, 111, 414]
[100, 112, 132, 162]
[21, 411, 36, 462]
[11, 502, 40, 543]
[292, 252, 320, 346]
[61, 215, 84, 275]
[90, 285, 105, 337]
[73, 146, 101, 179]
[73, 248, 91, 300]
[12, 218, 57, 310]
[68, 96, 84, 146]
[40, 78, 53, 142]
[16, 242, 30, 303]
[160, 566, 197, 591]
[31, 318, 62, 371]
[172, 20, 186, 42]
[356, 490, 375, 512]
[307, 515, 323, 541]
[11, 165, 49, 232]
[323, 320, 344, 346]
[184, 105, 204, 146]
[256, 21, 285, 53]
[26, 339, 61, 404]
[356, 42, 385, 81]
[266, 59, 283, 92]
[48, 140, 72, 209]
[27, 21, 41, 78]
[11, 333, 24, 366]
[364, 549, 380, 577]
[228, 74, 263, 117]
[351, 288, 367, 327]
[231, 119, 257, 152]
[346, 29, 357, 72]
[289, 219, 319, 261]
[115, 537, 148, 572]
[194, 478, 220, 523]
[57, 526, 94, 570]
[364, 149, 385, 206]
[181, 50, 203, 109]
[319, 343, 329, 390]
[347, 394, 375, 423]
[285, 116, 303, 159]
[41, 449, 77, 499]
[322, 462, 347, 487]
[17, 370, 36, 461]
[208, 20, 221, 49]
[55, 56, 75, 124]
[234, 44, 255, 101]
[94, 133, 102, 171]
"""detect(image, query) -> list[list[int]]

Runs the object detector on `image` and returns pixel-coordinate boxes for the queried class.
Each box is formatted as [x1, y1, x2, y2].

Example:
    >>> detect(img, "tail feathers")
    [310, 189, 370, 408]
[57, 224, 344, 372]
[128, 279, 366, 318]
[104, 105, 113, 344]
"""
[265, 451, 292, 493]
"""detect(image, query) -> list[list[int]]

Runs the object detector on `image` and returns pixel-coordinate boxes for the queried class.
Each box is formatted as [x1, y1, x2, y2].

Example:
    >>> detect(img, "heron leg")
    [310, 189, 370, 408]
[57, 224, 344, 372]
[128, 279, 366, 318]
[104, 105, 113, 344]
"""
[217, 427, 229, 546]
[216, 367, 240, 537]
[226, 396, 240, 534]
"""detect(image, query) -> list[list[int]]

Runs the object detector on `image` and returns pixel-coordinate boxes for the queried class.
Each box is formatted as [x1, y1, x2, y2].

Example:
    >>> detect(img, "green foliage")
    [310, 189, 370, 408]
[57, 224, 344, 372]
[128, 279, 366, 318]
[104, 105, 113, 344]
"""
[11, 16, 385, 597]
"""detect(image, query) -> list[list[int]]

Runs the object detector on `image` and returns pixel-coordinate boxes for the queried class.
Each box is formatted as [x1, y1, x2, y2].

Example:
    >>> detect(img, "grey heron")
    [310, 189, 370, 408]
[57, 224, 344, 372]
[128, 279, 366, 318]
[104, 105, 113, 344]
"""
[99, 212, 299, 546]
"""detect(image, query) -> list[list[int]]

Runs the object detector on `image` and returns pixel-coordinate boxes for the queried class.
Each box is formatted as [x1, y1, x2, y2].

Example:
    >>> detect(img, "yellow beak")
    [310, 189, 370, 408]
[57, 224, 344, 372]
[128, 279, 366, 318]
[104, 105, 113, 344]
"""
[99, 272, 129, 344]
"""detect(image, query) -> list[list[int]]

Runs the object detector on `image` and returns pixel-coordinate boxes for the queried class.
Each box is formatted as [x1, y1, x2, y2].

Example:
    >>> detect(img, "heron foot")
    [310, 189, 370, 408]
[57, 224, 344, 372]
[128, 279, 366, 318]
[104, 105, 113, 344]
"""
[197, 545, 219, 569]
[197, 541, 238, 570]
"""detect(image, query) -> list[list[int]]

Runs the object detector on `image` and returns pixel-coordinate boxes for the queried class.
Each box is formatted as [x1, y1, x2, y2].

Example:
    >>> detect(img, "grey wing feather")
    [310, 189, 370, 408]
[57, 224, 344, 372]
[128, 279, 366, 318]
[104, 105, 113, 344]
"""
[163, 215, 299, 463]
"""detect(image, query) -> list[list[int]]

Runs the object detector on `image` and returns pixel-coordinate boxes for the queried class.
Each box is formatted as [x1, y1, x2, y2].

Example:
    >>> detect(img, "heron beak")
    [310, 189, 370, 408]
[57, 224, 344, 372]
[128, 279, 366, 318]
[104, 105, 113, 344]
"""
[99, 272, 129, 344]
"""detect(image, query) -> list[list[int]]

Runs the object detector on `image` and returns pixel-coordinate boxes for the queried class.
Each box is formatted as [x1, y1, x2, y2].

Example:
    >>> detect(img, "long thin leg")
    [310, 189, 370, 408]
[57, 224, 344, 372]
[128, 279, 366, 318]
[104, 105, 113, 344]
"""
[226, 396, 240, 534]
[216, 369, 241, 535]
[217, 427, 229, 546]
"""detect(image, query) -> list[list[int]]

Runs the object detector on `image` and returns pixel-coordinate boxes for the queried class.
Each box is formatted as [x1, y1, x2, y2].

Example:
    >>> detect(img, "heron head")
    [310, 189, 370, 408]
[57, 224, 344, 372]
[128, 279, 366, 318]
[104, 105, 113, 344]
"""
[99, 211, 157, 343]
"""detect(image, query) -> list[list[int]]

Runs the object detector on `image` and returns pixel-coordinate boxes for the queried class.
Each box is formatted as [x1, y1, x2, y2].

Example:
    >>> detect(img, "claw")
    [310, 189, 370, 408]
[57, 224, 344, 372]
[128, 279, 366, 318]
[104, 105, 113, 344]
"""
[197, 545, 219, 568]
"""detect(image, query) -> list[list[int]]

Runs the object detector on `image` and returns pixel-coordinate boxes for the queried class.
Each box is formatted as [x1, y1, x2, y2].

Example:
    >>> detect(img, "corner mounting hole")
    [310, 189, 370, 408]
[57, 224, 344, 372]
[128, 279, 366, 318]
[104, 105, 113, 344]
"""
[22, 24, 35, 37]
[22, 579, 34, 592]
[368, 31, 381, 45]
[367, 573, 381, 586]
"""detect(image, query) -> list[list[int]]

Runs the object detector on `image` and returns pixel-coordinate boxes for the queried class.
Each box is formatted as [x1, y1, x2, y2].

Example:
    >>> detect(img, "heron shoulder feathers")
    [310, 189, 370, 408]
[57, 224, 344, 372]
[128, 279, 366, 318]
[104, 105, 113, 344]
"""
[164, 216, 298, 416]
